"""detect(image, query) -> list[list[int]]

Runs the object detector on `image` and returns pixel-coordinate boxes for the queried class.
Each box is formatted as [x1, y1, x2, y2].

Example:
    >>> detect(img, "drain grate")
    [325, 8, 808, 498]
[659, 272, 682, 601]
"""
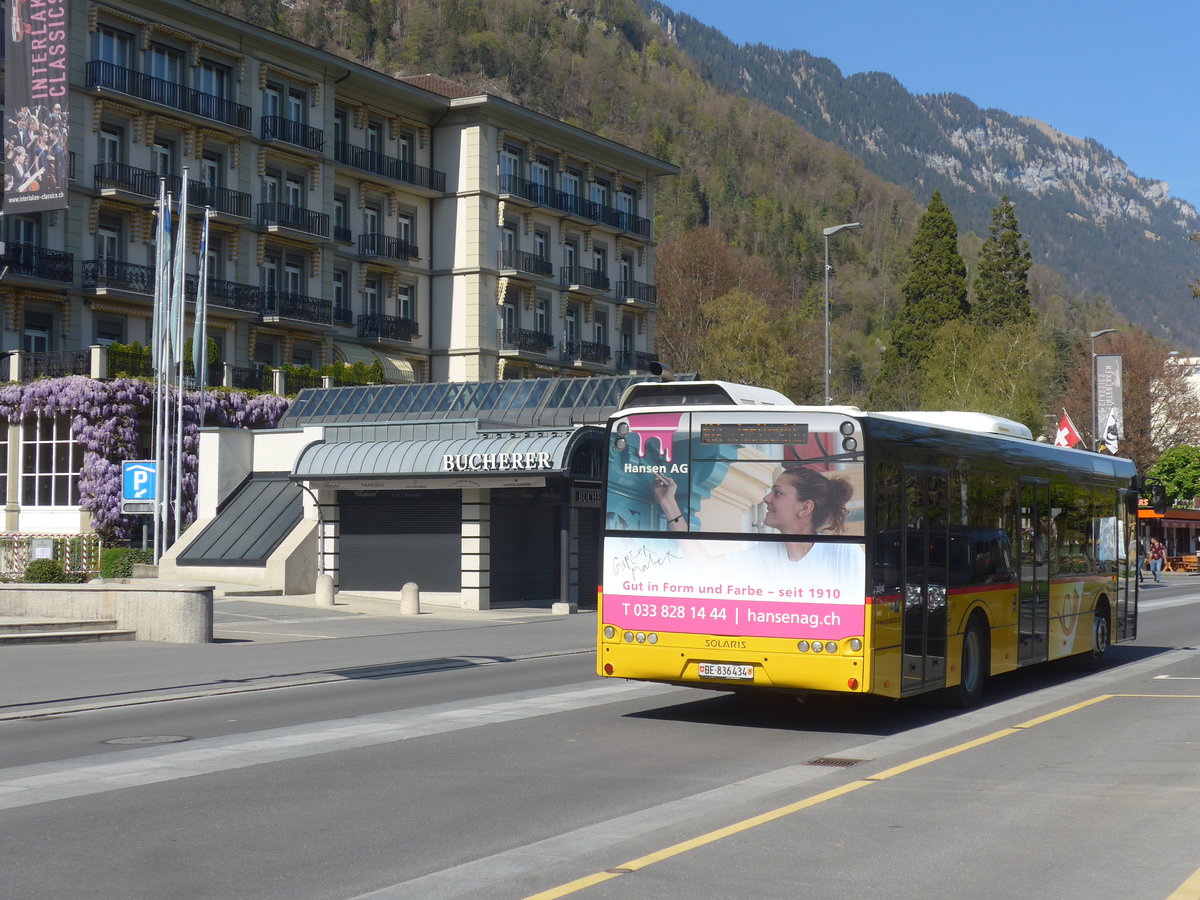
[807, 756, 865, 768]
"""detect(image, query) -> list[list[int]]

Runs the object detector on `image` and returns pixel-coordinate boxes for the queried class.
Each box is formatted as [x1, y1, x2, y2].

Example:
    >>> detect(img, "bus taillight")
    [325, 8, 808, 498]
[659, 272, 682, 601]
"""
[848, 677, 859, 690]
[604, 663, 614, 675]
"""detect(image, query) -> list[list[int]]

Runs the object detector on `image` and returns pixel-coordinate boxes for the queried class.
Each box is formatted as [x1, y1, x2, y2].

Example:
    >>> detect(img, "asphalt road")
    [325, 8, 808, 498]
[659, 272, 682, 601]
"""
[3, 583, 1200, 899]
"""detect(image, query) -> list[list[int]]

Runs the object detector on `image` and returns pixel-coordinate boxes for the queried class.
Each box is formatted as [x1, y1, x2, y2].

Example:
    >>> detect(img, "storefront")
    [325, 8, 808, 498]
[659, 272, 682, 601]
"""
[1138, 506, 1200, 564]
[168, 376, 650, 608]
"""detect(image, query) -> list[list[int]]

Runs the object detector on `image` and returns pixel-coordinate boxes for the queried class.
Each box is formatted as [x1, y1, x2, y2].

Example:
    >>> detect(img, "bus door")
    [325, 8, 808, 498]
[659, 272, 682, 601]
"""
[1116, 489, 1138, 641]
[1018, 480, 1050, 665]
[902, 467, 949, 695]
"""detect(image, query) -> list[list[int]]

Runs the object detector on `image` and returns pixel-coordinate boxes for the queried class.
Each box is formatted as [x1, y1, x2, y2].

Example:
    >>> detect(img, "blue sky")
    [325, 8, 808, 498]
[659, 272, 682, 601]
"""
[667, 1, 1200, 208]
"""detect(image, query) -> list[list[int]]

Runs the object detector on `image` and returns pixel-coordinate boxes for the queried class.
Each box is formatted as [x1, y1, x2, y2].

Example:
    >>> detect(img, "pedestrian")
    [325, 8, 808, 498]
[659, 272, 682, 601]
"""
[1148, 537, 1165, 583]
[1136, 539, 1146, 583]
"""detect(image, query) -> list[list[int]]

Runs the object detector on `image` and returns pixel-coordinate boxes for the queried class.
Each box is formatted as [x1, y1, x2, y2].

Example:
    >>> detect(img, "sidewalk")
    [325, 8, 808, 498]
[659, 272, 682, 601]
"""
[0, 585, 598, 720]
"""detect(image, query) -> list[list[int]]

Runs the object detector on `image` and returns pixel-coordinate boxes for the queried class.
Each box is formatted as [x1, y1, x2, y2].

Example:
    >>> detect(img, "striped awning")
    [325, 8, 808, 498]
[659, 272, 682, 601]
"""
[332, 342, 415, 384]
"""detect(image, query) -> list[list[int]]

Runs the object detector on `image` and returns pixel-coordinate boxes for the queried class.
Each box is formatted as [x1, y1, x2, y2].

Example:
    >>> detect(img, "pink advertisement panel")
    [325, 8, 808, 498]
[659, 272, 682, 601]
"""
[604, 535, 866, 640]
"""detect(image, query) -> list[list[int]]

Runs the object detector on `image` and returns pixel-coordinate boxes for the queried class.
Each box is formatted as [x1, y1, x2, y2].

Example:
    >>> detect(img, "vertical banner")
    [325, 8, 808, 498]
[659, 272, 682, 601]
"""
[1095, 354, 1124, 440]
[5, 0, 70, 212]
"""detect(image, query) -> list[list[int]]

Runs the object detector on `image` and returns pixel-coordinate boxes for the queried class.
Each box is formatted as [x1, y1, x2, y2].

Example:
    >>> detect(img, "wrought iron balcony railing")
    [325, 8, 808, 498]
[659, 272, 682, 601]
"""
[85, 60, 252, 130]
[561, 340, 612, 364]
[498, 249, 554, 278]
[82, 259, 155, 294]
[257, 202, 330, 237]
[333, 142, 446, 192]
[184, 275, 262, 314]
[94, 163, 251, 217]
[1, 244, 73, 282]
[616, 350, 659, 372]
[358, 313, 416, 342]
[261, 290, 333, 325]
[261, 115, 324, 152]
[560, 265, 610, 292]
[498, 174, 651, 237]
[499, 327, 555, 353]
[358, 233, 419, 262]
[615, 279, 657, 305]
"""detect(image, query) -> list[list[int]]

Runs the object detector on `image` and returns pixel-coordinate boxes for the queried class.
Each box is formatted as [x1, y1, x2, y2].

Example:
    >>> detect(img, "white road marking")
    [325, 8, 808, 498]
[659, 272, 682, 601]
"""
[0, 680, 676, 811]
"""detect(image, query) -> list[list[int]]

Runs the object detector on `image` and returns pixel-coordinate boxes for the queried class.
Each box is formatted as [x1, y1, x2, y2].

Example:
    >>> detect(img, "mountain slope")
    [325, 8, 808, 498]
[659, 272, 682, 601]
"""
[644, 0, 1200, 348]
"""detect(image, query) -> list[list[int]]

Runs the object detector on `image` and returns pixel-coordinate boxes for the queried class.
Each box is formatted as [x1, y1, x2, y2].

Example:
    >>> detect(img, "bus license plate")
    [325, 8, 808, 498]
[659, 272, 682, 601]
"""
[698, 662, 754, 681]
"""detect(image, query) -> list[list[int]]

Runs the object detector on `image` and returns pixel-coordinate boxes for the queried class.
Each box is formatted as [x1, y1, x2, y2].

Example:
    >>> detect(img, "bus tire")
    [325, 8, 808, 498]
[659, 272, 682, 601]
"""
[1073, 603, 1110, 671]
[948, 616, 988, 708]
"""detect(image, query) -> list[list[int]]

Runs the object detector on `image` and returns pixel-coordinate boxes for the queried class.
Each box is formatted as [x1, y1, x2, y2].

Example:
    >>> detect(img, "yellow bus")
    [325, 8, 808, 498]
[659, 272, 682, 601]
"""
[597, 381, 1138, 706]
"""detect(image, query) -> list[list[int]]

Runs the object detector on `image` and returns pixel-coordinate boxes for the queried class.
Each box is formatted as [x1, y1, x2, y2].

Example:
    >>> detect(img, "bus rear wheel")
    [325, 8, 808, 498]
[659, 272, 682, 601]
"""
[947, 617, 988, 708]
[1073, 606, 1110, 671]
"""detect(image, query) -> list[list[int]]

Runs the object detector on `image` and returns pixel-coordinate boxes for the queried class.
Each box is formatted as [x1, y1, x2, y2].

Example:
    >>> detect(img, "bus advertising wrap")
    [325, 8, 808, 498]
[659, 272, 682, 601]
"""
[604, 410, 867, 641]
[5, 0, 70, 213]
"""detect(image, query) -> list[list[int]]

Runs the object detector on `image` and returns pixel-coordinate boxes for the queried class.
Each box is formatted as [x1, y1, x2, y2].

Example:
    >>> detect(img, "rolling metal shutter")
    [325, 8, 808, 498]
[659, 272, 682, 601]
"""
[490, 489, 559, 605]
[339, 490, 461, 591]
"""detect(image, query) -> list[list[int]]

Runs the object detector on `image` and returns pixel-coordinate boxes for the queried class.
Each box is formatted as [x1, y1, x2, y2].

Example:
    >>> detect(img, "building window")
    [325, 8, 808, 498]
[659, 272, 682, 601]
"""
[96, 218, 121, 270]
[590, 179, 609, 207]
[500, 148, 521, 180]
[397, 132, 413, 164]
[364, 277, 380, 315]
[21, 414, 81, 507]
[285, 175, 304, 208]
[147, 43, 184, 84]
[593, 247, 607, 275]
[23, 311, 52, 354]
[534, 231, 548, 261]
[254, 339, 276, 366]
[201, 152, 222, 189]
[562, 169, 581, 197]
[397, 213, 414, 247]
[366, 121, 383, 155]
[502, 302, 517, 335]
[98, 126, 122, 166]
[535, 297, 549, 335]
[95, 316, 125, 346]
[197, 60, 230, 99]
[94, 26, 133, 68]
[152, 139, 174, 177]
[9, 215, 38, 250]
[594, 309, 608, 347]
[398, 284, 414, 321]
[292, 343, 316, 367]
[363, 204, 381, 235]
[333, 269, 348, 316]
[205, 234, 223, 281]
[565, 305, 579, 343]
[0, 423, 8, 503]
[287, 89, 307, 125]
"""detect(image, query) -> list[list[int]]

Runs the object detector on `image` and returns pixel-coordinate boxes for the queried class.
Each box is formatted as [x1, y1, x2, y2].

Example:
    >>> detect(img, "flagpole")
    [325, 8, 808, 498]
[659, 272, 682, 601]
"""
[193, 208, 211, 431]
[172, 170, 189, 544]
[152, 182, 172, 564]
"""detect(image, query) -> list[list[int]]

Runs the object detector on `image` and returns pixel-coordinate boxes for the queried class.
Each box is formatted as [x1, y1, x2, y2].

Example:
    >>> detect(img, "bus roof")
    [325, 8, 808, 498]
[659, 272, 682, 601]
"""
[872, 410, 1033, 440]
[617, 380, 795, 410]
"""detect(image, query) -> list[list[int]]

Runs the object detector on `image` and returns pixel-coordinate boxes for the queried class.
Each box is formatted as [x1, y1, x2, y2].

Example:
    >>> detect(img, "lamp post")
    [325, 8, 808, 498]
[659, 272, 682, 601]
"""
[822, 222, 862, 405]
[1090, 328, 1116, 451]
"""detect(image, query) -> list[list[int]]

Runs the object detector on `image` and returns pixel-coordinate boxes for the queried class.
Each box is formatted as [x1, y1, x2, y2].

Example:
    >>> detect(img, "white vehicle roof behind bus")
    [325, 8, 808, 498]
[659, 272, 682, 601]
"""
[874, 410, 1033, 440]
[617, 380, 795, 410]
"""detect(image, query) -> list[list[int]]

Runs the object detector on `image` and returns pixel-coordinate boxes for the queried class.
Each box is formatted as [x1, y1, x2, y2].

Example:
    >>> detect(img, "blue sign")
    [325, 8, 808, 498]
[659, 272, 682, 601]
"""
[122, 461, 157, 501]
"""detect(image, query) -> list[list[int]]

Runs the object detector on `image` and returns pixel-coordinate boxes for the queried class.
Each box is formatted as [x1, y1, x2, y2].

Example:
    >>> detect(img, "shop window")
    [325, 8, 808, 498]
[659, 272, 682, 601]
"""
[21, 414, 81, 506]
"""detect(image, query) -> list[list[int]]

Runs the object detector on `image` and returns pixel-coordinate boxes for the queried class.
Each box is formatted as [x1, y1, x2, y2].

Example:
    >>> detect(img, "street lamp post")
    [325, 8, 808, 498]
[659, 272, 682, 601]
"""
[822, 222, 862, 405]
[1090, 328, 1116, 451]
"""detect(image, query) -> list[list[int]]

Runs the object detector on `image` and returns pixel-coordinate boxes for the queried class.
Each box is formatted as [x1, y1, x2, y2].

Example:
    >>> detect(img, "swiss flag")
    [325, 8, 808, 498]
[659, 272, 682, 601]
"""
[1054, 412, 1083, 448]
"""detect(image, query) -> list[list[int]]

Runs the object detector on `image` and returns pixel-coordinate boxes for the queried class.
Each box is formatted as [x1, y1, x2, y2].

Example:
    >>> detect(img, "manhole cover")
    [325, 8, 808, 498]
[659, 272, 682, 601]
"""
[101, 735, 192, 746]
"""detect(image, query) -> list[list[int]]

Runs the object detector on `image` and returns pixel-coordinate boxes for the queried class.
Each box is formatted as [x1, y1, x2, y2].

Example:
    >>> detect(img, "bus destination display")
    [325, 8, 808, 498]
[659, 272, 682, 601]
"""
[700, 423, 809, 445]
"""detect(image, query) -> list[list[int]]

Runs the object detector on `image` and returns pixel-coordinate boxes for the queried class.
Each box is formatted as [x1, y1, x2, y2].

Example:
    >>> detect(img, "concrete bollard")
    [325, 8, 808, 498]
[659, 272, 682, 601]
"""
[400, 581, 421, 615]
[315, 573, 335, 606]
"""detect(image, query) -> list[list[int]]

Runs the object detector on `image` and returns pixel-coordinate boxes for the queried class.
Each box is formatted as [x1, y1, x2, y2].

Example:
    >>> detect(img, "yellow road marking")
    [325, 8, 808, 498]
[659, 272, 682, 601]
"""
[527, 692, 1200, 899]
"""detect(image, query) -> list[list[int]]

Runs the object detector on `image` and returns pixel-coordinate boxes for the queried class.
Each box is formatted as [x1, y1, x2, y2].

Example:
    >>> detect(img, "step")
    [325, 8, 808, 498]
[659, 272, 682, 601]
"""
[0, 628, 137, 645]
[0, 618, 120, 635]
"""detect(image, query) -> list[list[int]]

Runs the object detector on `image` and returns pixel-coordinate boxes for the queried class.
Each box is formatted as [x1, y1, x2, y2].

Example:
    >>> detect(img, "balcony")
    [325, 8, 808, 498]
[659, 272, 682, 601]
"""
[499, 327, 555, 354]
[261, 116, 324, 153]
[184, 275, 262, 315]
[497, 174, 652, 237]
[561, 340, 611, 365]
[334, 142, 446, 193]
[560, 265, 610, 294]
[257, 202, 330, 238]
[616, 350, 659, 373]
[1, 244, 73, 283]
[616, 278, 657, 306]
[85, 61, 252, 130]
[94, 163, 251, 217]
[334, 225, 353, 244]
[82, 259, 155, 295]
[261, 290, 333, 326]
[498, 249, 554, 279]
[358, 233, 419, 262]
[358, 313, 417, 343]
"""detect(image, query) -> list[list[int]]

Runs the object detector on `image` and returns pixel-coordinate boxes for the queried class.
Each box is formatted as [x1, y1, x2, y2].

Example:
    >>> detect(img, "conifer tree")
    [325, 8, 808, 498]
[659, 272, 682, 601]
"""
[973, 195, 1033, 328]
[872, 191, 968, 407]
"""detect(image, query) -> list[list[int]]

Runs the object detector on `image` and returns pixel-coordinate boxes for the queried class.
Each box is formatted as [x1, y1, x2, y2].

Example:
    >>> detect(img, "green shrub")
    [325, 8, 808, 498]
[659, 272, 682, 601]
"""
[100, 547, 154, 579]
[24, 558, 68, 583]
